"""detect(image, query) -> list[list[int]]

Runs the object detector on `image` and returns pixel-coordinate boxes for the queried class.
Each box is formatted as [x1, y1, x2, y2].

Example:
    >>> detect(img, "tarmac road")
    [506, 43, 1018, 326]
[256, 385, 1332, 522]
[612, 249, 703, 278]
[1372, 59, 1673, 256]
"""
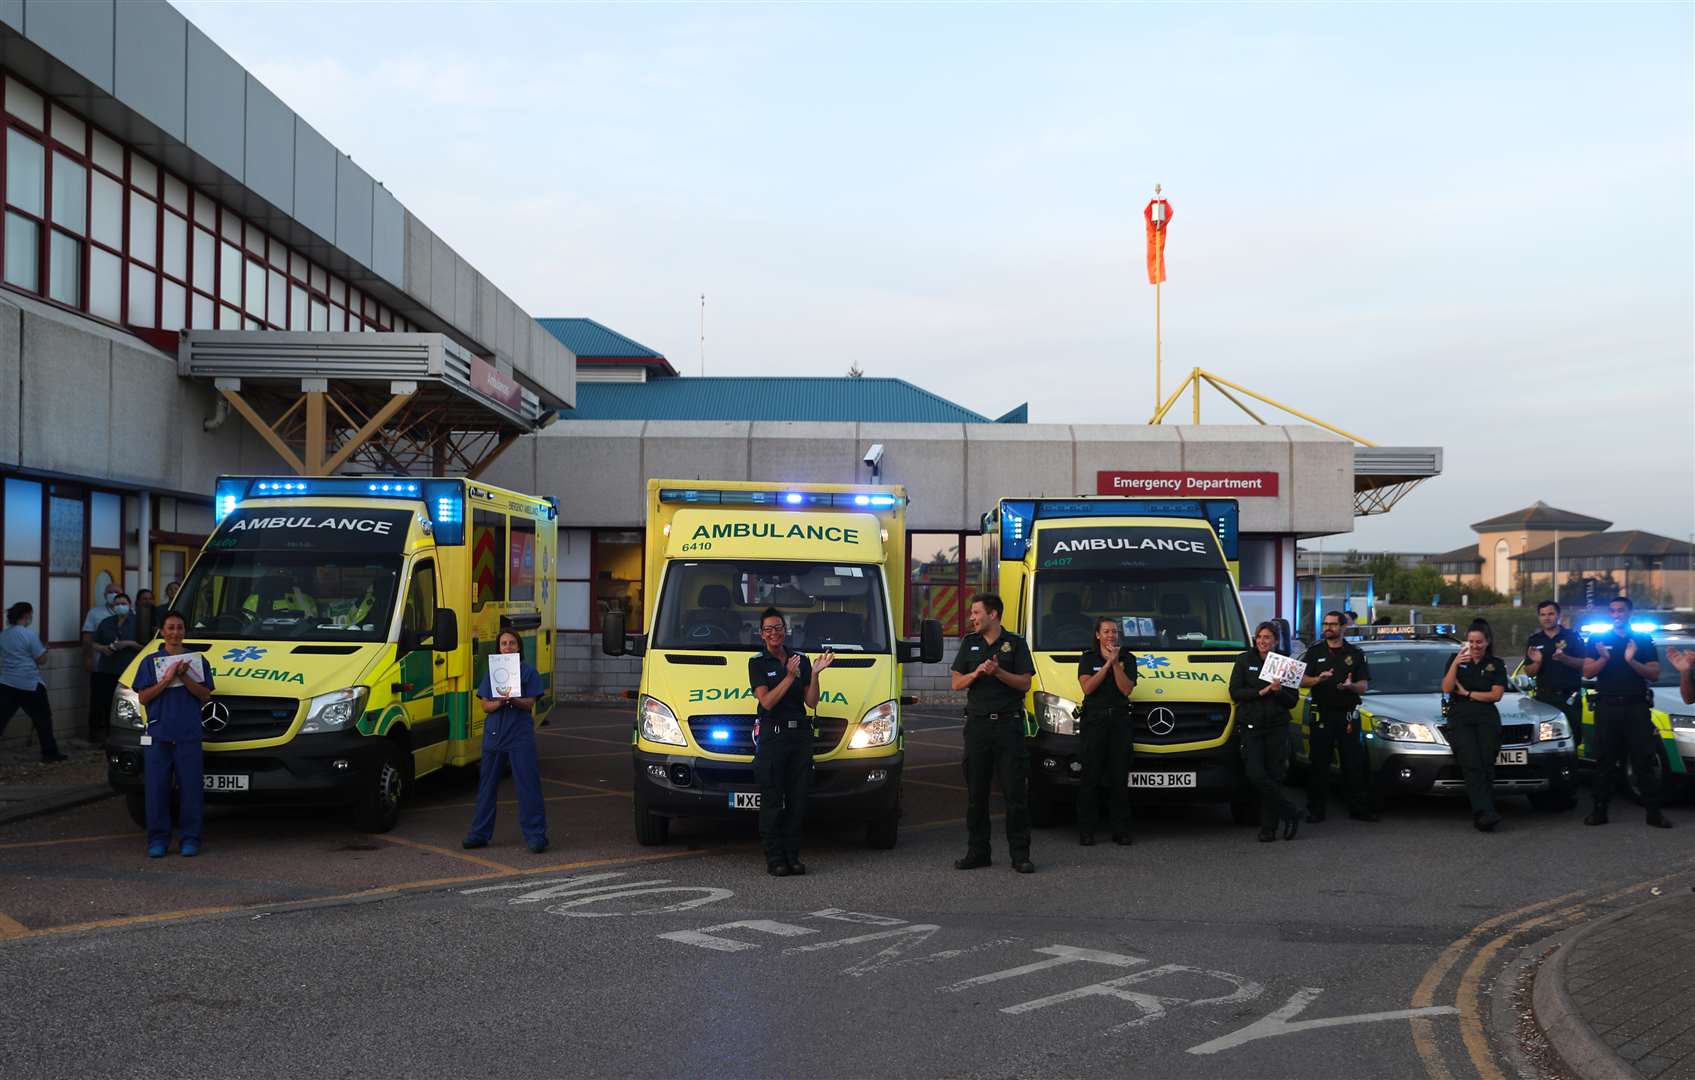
[1, 705, 1689, 1079]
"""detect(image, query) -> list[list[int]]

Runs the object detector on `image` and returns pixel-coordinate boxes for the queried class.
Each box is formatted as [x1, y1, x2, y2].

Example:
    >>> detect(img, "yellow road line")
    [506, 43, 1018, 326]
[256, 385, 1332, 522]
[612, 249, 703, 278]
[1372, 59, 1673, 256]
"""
[0, 832, 135, 851]
[0, 911, 29, 940]
[903, 761, 962, 772]
[374, 834, 518, 873]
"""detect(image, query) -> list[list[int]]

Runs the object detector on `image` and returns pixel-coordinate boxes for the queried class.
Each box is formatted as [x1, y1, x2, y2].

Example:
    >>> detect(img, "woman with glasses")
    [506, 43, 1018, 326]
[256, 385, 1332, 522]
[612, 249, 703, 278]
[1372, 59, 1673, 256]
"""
[749, 607, 834, 876]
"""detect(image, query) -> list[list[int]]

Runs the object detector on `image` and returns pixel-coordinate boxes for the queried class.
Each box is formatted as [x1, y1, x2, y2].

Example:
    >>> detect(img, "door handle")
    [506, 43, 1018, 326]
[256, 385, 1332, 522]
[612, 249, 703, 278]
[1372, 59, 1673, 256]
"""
[434, 657, 446, 666]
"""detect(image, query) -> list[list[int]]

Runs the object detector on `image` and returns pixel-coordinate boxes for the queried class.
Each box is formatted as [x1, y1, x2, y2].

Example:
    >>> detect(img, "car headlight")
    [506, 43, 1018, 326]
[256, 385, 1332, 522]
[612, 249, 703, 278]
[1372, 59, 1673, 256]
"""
[1671, 714, 1695, 732]
[639, 694, 686, 747]
[1034, 692, 1079, 736]
[1375, 716, 1439, 743]
[112, 686, 145, 730]
[850, 700, 898, 749]
[299, 686, 369, 734]
[1538, 718, 1570, 742]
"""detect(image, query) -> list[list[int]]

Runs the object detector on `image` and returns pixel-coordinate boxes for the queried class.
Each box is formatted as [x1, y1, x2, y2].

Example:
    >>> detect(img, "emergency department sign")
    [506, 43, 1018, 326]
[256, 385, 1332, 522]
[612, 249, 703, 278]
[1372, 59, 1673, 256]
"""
[1036, 525, 1221, 570]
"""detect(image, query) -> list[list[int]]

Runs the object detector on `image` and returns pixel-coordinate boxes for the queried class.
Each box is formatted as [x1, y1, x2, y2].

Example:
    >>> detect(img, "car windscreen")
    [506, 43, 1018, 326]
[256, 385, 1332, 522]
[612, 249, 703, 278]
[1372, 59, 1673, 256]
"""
[1362, 647, 1458, 695]
[174, 552, 402, 642]
[1653, 646, 1691, 688]
[1032, 569, 1247, 652]
[653, 560, 889, 652]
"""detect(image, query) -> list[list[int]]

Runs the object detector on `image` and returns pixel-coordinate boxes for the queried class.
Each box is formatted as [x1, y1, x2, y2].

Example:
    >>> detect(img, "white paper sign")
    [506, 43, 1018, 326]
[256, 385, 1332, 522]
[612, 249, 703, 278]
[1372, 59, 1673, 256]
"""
[1258, 652, 1306, 688]
[488, 654, 522, 698]
[152, 651, 204, 684]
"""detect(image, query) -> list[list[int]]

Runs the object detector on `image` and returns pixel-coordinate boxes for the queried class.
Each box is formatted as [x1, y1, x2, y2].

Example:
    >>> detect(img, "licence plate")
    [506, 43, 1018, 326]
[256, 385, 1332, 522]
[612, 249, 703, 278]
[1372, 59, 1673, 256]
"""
[203, 774, 249, 792]
[729, 791, 761, 810]
[1129, 772, 1197, 789]
[1496, 749, 1529, 766]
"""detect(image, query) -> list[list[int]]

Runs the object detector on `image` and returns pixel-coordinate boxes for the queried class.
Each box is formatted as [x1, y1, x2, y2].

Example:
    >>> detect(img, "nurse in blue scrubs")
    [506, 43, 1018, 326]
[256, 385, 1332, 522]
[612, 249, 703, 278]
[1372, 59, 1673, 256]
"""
[131, 611, 215, 858]
[463, 629, 548, 853]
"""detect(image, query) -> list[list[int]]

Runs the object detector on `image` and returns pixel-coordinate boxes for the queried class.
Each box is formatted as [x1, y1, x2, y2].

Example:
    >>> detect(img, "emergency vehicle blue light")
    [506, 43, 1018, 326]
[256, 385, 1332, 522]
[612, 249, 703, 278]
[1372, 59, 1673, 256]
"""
[710, 728, 731, 743]
[217, 494, 237, 520]
[1633, 621, 1658, 634]
[783, 493, 804, 505]
[1580, 622, 1609, 634]
[853, 495, 870, 506]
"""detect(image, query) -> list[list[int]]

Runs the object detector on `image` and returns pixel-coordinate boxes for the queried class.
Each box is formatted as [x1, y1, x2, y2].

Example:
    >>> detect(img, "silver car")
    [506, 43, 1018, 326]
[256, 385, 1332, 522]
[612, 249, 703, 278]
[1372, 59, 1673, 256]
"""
[1292, 639, 1581, 811]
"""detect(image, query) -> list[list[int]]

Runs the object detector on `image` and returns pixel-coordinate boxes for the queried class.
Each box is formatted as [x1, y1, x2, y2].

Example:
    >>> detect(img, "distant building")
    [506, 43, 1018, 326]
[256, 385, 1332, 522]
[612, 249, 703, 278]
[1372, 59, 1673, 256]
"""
[1424, 502, 1611, 591]
[1294, 549, 1429, 574]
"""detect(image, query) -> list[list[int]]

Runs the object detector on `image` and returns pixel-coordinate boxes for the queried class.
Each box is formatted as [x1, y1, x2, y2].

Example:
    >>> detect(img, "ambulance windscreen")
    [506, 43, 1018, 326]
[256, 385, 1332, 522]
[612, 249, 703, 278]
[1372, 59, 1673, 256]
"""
[173, 552, 402, 642]
[1033, 569, 1247, 652]
[653, 560, 890, 653]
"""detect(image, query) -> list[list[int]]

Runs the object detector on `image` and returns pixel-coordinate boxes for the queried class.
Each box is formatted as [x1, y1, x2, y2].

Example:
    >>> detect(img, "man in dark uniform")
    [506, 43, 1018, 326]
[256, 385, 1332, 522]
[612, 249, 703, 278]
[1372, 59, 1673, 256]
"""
[1582, 596, 1673, 829]
[951, 592, 1036, 873]
[1076, 616, 1137, 846]
[1299, 611, 1376, 823]
[1523, 600, 1588, 751]
[749, 607, 835, 876]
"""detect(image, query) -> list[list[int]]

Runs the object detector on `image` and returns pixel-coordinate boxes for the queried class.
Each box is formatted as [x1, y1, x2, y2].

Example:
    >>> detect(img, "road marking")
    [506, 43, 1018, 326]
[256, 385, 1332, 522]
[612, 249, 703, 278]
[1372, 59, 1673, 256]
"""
[374, 833, 518, 873]
[535, 730, 631, 748]
[0, 911, 29, 940]
[406, 790, 623, 814]
[940, 944, 1146, 992]
[902, 777, 968, 793]
[547, 884, 733, 918]
[1005, 962, 1261, 1031]
[537, 749, 631, 761]
[0, 832, 136, 851]
[1188, 987, 1459, 1055]
[659, 920, 819, 952]
[810, 908, 908, 926]
[783, 923, 945, 975]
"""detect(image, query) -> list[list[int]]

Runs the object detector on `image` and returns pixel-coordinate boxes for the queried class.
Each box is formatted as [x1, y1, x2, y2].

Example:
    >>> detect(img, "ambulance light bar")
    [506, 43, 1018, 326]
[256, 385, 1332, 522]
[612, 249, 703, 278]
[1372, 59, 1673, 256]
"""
[658, 488, 903, 509]
[1580, 621, 1662, 635]
[211, 475, 467, 545]
[1345, 624, 1456, 641]
[993, 498, 1239, 561]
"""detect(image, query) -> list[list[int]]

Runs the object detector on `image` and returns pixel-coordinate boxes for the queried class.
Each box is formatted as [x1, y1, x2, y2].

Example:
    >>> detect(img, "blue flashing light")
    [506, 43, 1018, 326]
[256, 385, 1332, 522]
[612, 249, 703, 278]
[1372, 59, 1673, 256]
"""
[710, 728, 731, 743]
[657, 487, 906, 511]
[783, 493, 804, 506]
[1633, 621, 1658, 634]
[853, 494, 870, 507]
[217, 494, 237, 520]
[1579, 622, 1610, 634]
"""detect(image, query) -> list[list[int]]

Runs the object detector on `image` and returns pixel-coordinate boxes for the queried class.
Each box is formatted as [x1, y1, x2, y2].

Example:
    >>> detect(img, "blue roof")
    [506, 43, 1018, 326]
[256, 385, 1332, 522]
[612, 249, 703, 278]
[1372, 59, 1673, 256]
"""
[559, 377, 1025, 424]
[538, 317, 666, 360]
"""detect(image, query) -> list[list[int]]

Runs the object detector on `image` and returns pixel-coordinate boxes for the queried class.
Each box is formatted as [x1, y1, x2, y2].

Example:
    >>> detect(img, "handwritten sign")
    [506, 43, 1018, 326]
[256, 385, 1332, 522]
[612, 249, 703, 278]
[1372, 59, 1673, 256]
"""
[1258, 652, 1306, 689]
[489, 653, 522, 698]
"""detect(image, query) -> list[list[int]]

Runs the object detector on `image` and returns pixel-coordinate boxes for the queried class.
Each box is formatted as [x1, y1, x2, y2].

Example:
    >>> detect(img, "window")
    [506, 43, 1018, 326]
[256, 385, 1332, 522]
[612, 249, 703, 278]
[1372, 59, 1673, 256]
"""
[4, 129, 43, 290]
[90, 173, 121, 246]
[127, 265, 155, 327]
[907, 531, 983, 636]
[556, 529, 591, 632]
[48, 231, 79, 305]
[472, 509, 506, 611]
[593, 531, 643, 633]
[509, 517, 536, 602]
[402, 560, 437, 646]
[651, 558, 888, 652]
[89, 248, 120, 320]
[127, 191, 156, 265]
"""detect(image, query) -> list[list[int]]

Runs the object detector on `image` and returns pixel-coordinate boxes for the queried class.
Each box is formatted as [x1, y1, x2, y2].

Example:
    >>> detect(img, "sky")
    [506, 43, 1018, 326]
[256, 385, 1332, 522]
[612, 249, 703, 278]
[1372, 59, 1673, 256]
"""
[176, 1, 1694, 553]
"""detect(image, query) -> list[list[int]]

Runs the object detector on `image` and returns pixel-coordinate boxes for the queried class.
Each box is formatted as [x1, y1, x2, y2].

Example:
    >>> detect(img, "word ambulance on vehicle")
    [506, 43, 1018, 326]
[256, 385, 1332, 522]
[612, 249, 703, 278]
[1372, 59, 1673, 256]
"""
[979, 497, 1259, 825]
[603, 480, 944, 849]
[105, 475, 557, 832]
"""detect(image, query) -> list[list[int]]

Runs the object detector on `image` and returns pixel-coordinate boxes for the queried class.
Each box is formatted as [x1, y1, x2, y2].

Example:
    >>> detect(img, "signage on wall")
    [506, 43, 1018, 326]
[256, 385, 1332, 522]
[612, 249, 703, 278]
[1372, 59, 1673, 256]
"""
[1096, 471, 1280, 498]
[471, 357, 522, 409]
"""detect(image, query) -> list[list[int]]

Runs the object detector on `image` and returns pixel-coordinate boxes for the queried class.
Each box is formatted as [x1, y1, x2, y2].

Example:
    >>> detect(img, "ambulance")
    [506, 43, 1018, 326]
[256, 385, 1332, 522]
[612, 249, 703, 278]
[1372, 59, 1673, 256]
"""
[979, 497, 1258, 824]
[602, 480, 944, 848]
[104, 475, 557, 832]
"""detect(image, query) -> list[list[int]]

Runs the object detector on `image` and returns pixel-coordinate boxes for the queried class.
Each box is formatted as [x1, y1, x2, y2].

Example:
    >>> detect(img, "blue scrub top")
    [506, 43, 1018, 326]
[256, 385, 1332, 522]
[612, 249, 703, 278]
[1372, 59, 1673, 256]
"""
[478, 663, 543, 746]
[132, 647, 216, 742]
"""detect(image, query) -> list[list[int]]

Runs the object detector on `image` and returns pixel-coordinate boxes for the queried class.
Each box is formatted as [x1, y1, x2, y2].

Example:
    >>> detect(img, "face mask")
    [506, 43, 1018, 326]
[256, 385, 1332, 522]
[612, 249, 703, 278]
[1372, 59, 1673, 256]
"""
[114, 604, 131, 615]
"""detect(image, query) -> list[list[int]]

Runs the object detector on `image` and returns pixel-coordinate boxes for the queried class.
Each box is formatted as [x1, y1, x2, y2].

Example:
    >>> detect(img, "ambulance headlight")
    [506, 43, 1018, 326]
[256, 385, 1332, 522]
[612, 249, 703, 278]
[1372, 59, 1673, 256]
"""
[1670, 713, 1695, 732]
[1538, 718, 1570, 742]
[300, 686, 369, 734]
[1374, 716, 1438, 743]
[639, 695, 686, 747]
[112, 686, 146, 730]
[850, 700, 898, 749]
[1034, 692, 1079, 736]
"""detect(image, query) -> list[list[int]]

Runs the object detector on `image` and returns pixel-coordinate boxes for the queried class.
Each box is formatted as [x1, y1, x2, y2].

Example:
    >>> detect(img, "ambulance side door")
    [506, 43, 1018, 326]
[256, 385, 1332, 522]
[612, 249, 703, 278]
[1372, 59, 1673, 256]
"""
[399, 557, 451, 777]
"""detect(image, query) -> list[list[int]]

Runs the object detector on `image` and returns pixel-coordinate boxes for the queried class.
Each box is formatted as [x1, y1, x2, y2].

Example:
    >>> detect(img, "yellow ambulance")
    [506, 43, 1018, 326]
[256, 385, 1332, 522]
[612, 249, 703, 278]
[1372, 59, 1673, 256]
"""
[980, 497, 1259, 825]
[602, 480, 944, 849]
[104, 475, 557, 832]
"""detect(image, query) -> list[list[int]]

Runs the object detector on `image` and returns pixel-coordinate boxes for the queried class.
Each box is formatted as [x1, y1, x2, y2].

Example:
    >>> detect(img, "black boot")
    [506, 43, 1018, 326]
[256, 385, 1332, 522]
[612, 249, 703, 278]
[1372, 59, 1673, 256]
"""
[1584, 803, 1609, 826]
[1646, 811, 1674, 829]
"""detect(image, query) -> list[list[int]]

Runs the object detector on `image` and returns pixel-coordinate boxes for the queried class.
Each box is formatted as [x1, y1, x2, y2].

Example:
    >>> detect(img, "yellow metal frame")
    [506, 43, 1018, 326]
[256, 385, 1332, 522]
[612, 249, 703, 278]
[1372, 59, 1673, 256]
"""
[1147, 367, 1379, 447]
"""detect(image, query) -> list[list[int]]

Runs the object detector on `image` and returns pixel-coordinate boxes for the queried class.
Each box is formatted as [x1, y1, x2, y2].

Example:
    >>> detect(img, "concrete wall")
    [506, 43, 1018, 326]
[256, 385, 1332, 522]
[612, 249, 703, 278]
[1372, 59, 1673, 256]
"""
[510, 421, 1359, 537]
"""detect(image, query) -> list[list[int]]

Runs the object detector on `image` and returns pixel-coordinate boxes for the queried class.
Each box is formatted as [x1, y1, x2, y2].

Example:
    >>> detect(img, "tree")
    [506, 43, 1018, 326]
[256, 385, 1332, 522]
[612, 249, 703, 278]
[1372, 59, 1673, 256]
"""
[847, 362, 864, 378]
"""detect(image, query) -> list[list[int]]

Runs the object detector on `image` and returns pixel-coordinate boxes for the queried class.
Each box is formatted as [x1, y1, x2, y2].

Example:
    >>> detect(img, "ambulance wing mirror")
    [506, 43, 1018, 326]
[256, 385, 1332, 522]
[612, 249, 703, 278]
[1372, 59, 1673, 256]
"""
[898, 619, 945, 665]
[601, 610, 646, 658]
[431, 609, 458, 653]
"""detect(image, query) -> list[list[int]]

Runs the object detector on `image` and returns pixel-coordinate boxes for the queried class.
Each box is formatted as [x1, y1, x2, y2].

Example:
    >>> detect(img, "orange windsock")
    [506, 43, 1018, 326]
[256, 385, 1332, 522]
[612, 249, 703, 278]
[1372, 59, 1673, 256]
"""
[1144, 198, 1172, 284]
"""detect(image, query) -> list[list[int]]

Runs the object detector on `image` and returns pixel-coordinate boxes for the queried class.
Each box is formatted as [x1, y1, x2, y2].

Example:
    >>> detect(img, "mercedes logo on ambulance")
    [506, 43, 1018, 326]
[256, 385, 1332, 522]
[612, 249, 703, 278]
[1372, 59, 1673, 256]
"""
[201, 700, 231, 734]
[1145, 707, 1177, 736]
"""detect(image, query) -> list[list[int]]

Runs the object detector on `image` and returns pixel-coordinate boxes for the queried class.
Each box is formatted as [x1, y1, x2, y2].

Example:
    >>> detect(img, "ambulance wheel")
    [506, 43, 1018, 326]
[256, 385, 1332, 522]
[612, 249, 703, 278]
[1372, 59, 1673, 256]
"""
[1529, 786, 1578, 813]
[866, 799, 900, 850]
[125, 790, 148, 829]
[633, 790, 669, 846]
[1625, 744, 1671, 806]
[351, 742, 407, 833]
[1027, 776, 1058, 829]
[1229, 797, 1258, 826]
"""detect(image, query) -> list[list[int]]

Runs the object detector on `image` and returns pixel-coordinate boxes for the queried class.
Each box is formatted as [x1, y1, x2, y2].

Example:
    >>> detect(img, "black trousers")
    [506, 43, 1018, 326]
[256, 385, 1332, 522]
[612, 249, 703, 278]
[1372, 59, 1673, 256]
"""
[1446, 717, 1500, 818]
[1593, 700, 1661, 811]
[1307, 707, 1371, 815]
[0, 684, 61, 760]
[1077, 708, 1133, 837]
[1240, 725, 1297, 831]
[89, 671, 118, 739]
[754, 733, 811, 866]
[963, 712, 1030, 861]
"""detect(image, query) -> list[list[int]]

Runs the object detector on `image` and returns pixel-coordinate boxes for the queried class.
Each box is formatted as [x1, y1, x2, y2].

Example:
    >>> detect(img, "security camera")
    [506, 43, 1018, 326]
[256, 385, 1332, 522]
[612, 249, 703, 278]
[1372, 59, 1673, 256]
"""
[863, 444, 885, 469]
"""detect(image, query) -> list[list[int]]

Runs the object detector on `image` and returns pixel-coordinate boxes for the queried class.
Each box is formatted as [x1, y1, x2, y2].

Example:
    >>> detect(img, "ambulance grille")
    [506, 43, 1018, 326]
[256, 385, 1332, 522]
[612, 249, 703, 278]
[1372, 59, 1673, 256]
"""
[686, 714, 853, 757]
[204, 696, 300, 743]
[1134, 704, 1230, 746]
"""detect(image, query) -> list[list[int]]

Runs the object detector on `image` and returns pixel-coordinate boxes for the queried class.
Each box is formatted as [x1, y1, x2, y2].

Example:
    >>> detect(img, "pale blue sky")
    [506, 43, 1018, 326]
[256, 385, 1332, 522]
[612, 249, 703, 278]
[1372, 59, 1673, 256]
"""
[177, 1, 1693, 551]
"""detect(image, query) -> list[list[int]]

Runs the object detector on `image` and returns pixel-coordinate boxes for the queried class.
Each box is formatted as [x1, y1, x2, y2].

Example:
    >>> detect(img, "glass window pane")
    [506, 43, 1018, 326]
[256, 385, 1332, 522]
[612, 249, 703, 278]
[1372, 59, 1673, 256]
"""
[4, 212, 39, 290]
[48, 576, 80, 643]
[289, 284, 307, 331]
[219, 303, 239, 329]
[162, 212, 187, 279]
[48, 231, 80, 305]
[6, 130, 44, 215]
[220, 210, 240, 244]
[268, 235, 286, 270]
[309, 298, 327, 331]
[244, 259, 265, 317]
[218, 240, 240, 302]
[5, 76, 44, 129]
[90, 172, 121, 246]
[289, 251, 306, 281]
[330, 303, 346, 332]
[129, 154, 158, 196]
[91, 129, 123, 176]
[160, 279, 185, 332]
[89, 247, 120, 320]
[309, 263, 326, 293]
[267, 269, 286, 327]
[244, 317, 260, 330]
[4, 476, 43, 560]
[192, 227, 214, 291]
[128, 192, 157, 265]
[50, 153, 85, 233]
[163, 173, 188, 213]
[190, 291, 213, 329]
[2, 566, 40, 621]
[192, 190, 214, 228]
[242, 223, 261, 254]
[49, 104, 85, 151]
[90, 491, 121, 550]
[329, 275, 345, 304]
[348, 287, 361, 315]
[127, 264, 156, 327]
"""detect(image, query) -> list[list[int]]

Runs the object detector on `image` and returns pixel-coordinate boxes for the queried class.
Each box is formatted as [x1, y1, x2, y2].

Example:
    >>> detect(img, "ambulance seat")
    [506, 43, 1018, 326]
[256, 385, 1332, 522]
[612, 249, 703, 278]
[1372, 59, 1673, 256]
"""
[1041, 592, 1093, 649]
[682, 585, 742, 644]
[1157, 593, 1205, 639]
[804, 611, 865, 649]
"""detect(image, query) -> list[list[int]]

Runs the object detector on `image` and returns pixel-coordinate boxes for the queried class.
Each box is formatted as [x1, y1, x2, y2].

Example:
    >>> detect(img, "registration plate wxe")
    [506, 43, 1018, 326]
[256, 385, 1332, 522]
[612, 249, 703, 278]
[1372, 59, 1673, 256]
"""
[1129, 772, 1197, 788]
[729, 792, 761, 810]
